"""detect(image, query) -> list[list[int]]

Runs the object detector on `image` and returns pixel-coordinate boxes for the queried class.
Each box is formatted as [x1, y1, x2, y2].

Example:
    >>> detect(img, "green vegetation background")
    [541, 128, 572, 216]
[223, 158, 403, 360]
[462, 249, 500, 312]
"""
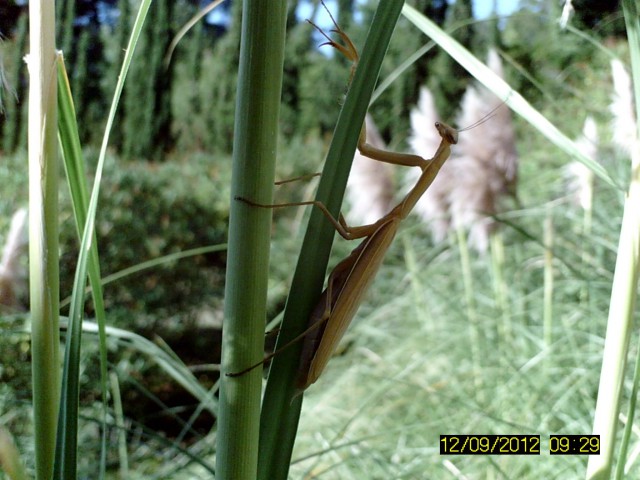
[0, 0, 633, 477]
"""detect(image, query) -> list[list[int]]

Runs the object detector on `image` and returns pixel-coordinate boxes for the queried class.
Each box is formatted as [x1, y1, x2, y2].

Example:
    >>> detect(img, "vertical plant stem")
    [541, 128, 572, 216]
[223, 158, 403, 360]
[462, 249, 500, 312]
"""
[614, 340, 640, 480]
[215, 2, 287, 480]
[586, 179, 640, 480]
[456, 227, 482, 401]
[543, 211, 553, 348]
[490, 232, 511, 342]
[587, 1, 640, 478]
[27, 1, 59, 479]
[109, 372, 129, 478]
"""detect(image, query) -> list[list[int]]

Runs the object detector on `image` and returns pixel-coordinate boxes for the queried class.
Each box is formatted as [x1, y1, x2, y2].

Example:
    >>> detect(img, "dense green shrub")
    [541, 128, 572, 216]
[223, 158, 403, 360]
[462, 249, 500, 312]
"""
[59, 153, 231, 330]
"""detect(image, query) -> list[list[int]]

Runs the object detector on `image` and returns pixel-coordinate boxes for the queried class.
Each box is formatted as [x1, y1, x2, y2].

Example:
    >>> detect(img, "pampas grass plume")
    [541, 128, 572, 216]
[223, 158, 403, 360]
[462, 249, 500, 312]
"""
[610, 58, 637, 155]
[565, 117, 598, 210]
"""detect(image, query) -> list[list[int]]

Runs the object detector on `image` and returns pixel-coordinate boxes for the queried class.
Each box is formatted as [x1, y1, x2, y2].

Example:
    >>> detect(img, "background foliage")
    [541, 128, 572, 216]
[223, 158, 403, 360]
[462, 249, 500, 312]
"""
[0, 0, 634, 478]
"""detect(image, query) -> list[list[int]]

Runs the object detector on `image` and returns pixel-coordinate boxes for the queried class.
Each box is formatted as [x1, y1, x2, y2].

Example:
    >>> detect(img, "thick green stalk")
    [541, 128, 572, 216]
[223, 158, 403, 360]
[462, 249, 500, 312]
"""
[586, 1, 640, 478]
[257, 4, 405, 479]
[28, 2, 60, 479]
[215, 2, 287, 479]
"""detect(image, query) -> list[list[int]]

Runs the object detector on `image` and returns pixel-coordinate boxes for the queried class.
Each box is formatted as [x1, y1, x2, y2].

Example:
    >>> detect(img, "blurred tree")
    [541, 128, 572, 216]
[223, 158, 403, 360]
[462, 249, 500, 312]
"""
[501, 0, 612, 108]
[106, 0, 132, 151]
[0, 1, 22, 38]
[122, 0, 174, 159]
[56, 0, 110, 144]
[572, 0, 625, 37]
[180, 12, 206, 149]
[337, 0, 354, 31]
[280, 1, 314, 137]
[203, 0, 242, 152]
[427, 0, 474, 122]
[365, 0, 448, 143]
[1, 13, 28, 152]
[56, 0, 76, 59]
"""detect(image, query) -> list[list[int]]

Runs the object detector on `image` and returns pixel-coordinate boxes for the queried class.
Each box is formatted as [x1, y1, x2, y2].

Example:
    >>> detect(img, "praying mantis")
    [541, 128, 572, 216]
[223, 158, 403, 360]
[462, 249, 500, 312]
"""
[230, 4, 459, 392]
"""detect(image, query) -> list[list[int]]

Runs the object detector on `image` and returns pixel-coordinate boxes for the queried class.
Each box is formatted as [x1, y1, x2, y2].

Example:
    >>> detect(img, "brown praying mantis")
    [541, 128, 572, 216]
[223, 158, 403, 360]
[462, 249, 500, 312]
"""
[229, 4, 460, 392]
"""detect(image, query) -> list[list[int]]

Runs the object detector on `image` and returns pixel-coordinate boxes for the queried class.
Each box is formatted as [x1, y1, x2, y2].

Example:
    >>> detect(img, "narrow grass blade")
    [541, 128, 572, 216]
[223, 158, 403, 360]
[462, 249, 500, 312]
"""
[109, 373, 129, 478]
[56, 54, 109, 479]
[164, 0, 227, 67]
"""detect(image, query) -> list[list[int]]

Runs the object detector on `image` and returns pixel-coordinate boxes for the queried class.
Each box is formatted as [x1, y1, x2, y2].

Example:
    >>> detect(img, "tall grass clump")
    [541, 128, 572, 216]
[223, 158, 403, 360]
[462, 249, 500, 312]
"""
[281, 3, 634, 479]
[54, 0, 154, 475]
[22, 0, 157, 477]
[12, 0, 640, 478]
[587, 1, 640, 478]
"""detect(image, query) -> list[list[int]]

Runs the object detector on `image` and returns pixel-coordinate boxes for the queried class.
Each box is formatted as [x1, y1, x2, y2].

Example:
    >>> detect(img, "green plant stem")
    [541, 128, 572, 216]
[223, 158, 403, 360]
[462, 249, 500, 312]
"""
[109, 372, 129, 478]
[456, 227, 482, 402]
[257, 4, 405, 479]
[490, 232, 511, 342]
[586, 179, 640, 480]
[543, 211, 553, 348]
[27, 2, 60, 479]
[215, 3, 288, 480]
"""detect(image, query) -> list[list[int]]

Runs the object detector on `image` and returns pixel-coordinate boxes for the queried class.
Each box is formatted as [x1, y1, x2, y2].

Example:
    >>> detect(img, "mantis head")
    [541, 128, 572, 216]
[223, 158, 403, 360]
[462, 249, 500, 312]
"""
[435, 121, 459, 145]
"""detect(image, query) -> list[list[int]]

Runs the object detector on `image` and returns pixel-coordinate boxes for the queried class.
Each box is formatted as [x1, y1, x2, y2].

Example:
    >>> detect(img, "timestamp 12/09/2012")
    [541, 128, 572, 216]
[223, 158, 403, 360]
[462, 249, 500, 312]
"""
[440, 435, 600, 455]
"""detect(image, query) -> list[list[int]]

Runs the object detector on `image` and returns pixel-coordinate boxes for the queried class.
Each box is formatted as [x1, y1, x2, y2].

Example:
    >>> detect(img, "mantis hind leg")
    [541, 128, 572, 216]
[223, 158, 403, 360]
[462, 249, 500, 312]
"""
[236, 196, 380, 240]
[274, 172, 321, 186]
[226, 294, 332, 378]
[227, 247, 350, 380]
